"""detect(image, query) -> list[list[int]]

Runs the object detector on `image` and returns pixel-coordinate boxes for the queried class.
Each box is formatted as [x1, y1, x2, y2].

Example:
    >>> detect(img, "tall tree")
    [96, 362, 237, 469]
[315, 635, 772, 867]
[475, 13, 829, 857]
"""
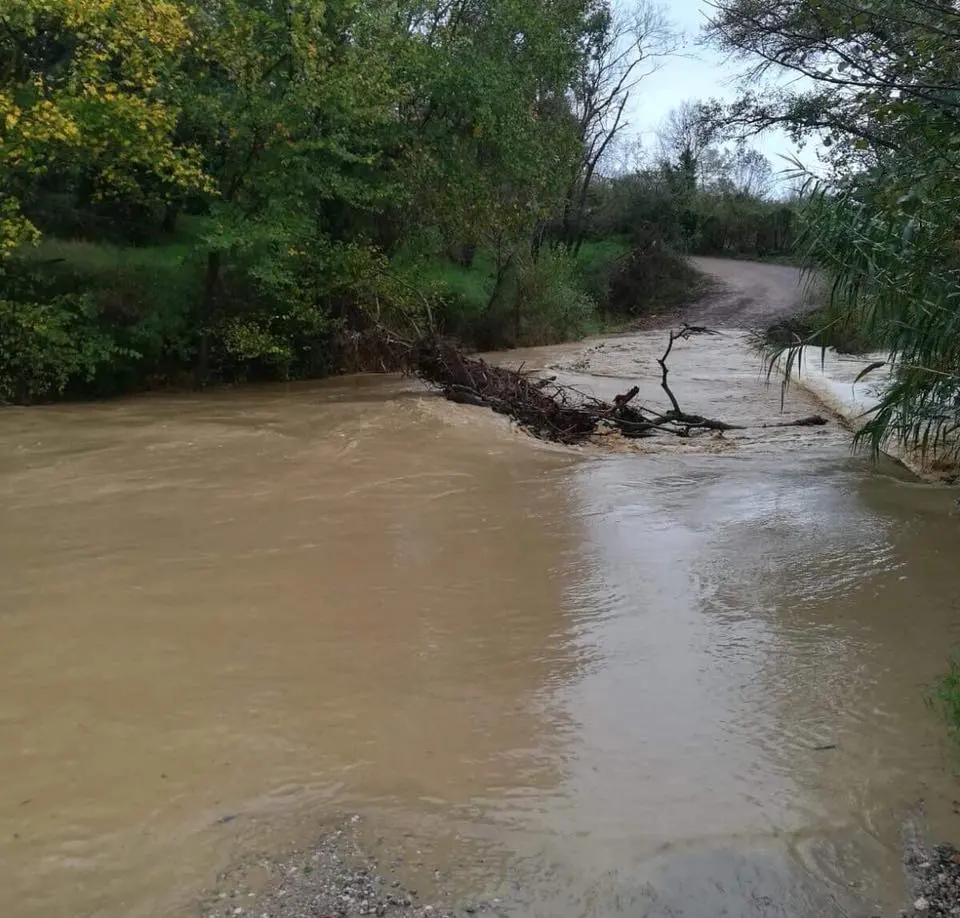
[558, 0, 675, 251]
[656, 101, 720, 178]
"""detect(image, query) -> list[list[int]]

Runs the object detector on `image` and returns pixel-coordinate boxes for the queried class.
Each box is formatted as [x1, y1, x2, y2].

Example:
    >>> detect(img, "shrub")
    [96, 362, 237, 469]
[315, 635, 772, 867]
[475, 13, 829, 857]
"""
[0, 295, 122, 402]
[512, 250, 598, 345]
[607, 249, 707, 317]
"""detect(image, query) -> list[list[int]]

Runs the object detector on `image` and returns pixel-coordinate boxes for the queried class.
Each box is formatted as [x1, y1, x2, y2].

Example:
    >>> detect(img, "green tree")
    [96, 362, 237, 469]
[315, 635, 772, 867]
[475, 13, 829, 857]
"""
[174, 0, 405, 377]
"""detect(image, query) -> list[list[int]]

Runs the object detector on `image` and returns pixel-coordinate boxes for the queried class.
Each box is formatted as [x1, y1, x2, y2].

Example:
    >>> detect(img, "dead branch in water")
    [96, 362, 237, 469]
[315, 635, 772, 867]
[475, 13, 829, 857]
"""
[410, 327, 827, 445]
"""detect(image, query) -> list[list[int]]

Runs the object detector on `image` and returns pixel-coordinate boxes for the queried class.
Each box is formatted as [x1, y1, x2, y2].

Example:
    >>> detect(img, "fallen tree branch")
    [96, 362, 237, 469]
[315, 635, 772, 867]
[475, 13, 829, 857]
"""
[409, 328, 827, 445]
[656, 323, 724, 424]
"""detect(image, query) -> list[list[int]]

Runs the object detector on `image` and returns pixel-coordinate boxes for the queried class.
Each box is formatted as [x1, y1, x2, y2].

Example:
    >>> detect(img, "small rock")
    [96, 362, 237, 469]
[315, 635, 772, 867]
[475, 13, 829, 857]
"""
[915, 896, 930, 911]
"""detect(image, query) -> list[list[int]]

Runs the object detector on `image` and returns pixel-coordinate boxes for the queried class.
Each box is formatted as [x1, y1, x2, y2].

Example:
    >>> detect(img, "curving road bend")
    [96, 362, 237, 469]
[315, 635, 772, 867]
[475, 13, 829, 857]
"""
[687, 256, 811, 328]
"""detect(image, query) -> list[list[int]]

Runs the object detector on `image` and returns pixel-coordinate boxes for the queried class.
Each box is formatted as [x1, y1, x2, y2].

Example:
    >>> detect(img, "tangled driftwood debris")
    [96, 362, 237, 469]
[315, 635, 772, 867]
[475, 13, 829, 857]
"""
[411, 326, 827, 444]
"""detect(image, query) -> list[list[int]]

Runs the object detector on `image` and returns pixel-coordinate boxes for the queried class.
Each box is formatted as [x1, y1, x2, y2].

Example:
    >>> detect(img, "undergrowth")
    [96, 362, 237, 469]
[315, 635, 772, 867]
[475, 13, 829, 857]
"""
[931, 657, 960, 743]
[1, 229, 706, 401]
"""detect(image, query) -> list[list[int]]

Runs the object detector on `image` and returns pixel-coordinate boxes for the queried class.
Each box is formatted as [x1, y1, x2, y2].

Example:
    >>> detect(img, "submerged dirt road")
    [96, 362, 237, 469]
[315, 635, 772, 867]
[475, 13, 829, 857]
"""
[2, 261, 960, 918]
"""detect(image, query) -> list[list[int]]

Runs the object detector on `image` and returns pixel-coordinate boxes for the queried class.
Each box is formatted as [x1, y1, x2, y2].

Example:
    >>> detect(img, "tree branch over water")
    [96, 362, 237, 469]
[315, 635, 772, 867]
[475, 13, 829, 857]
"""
[411, 327, 826, 444]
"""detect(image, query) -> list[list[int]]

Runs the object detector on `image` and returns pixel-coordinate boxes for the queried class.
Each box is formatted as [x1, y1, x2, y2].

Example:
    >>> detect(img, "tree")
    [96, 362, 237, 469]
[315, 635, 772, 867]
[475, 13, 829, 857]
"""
[557, 0, 675, 250]
[706, 0, 960, 457]
[704, 0, 960, 165]
[172, 0, 414, 378]
[656, 101, 721, 178]
[727, 146, 773, 199]
[0, 0, 210, 253]
[2, 0, 701, 398]
[390, 0, 600, 325]
[397, 0, 587, 245]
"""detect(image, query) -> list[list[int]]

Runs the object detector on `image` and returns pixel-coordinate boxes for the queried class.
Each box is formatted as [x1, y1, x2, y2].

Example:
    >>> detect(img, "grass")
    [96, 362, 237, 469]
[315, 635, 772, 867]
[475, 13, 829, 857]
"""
[389, 238, 638, 348]
[931, 656, 960, 743]
[403, 251, 497, 316]
[575, 236, 633, 266]
[18, 215, 211, 276]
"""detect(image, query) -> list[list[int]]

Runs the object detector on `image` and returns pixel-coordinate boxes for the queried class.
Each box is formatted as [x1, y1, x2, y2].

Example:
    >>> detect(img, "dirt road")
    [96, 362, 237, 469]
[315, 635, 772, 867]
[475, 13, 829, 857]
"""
[687, 256, 809, 328]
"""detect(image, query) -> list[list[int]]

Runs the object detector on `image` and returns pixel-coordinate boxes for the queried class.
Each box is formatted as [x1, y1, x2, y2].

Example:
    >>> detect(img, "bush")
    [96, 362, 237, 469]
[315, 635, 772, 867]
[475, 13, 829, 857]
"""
[607, 249, 707, 317]
[0, 294, 122, 402]
[574, 237, 632, 307]
[511, 250, 598, 345]
[393, 248, 602, 350]
[5, 230, 344, 392]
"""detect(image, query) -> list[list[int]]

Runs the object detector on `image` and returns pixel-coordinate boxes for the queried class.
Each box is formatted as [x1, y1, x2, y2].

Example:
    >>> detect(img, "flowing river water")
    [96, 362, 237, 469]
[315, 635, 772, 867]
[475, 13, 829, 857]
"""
[3, 260, 960, 918]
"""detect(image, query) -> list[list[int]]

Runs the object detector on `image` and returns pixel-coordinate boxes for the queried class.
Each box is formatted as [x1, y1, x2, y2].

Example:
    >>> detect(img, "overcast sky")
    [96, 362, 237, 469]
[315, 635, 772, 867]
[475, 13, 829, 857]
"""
[621, 0, 821, 180]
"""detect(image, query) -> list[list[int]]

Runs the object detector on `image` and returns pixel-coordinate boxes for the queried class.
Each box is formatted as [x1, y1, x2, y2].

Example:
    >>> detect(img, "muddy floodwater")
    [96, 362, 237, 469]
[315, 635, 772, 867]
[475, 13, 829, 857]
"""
[3, 262, 960, 918]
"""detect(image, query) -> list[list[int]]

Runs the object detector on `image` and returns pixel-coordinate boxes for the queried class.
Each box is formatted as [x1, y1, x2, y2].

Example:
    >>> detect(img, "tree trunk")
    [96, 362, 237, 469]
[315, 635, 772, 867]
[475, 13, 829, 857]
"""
[196, 250, 221, 388]
[161, 200, 181, 234]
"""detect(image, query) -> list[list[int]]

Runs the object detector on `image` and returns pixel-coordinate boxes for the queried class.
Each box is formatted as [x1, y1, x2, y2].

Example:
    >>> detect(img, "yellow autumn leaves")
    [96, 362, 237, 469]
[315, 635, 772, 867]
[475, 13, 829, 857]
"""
[1, 0, 205, 253]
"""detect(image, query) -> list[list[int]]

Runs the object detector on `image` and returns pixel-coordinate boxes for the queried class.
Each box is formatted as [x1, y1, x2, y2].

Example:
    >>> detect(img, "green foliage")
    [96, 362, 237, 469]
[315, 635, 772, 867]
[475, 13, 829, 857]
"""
[0, 293, 120, 402]
[574, 236, 632, 303]
[795, 179, 960, 459]
[588, 165, 796, 260]
[512, 250, 599, 344]
[606, 249, 708, 317]
[0, 0, 725, 400]
[0, 0, 210, 252]
[708, 0, 960, 459]
[931, 656, 960, 744]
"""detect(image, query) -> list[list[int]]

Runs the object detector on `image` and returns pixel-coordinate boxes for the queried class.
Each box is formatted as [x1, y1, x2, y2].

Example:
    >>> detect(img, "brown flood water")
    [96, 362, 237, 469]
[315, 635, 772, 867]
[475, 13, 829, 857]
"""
[3, 319, 960, 918]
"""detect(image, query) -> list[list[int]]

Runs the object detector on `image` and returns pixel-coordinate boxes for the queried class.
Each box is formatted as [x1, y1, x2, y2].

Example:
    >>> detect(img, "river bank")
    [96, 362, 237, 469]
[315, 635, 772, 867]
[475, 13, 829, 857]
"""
[906, 845, 960, 918]
[201, 821, 960, 918]
[200, 817, 496, 918]
[200, 812, 960, 918]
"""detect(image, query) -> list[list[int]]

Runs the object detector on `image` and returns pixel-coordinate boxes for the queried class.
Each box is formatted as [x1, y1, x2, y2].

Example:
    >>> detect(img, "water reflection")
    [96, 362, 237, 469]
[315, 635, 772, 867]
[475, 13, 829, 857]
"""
[521, 450, 960, 915]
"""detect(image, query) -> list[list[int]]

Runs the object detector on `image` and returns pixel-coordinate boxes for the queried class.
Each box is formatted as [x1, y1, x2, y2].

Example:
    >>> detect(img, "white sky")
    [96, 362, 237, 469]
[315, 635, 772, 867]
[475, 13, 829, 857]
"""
[621, 0, 822, 181]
